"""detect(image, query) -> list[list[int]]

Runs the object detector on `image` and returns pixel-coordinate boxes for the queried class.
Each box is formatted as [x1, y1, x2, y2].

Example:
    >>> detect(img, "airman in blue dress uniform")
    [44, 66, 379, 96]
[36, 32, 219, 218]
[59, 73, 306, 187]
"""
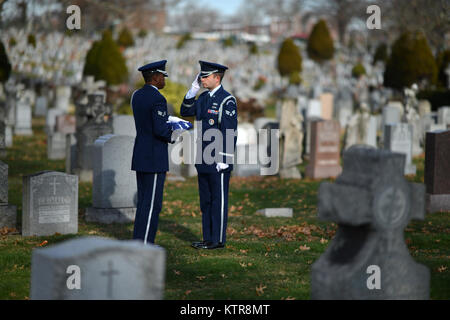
[180, 61, 238, 249]
[131, 60, 174, 245]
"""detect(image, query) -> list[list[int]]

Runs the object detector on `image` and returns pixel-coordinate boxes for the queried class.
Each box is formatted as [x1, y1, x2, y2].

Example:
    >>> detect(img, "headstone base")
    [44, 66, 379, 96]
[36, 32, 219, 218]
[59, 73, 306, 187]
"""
[256, 208, 293, 218]
[14, 128, 33, 136]
[0, 204, 17, 228]
[85, 207, 136, 224]
[166, 175, 186, 182]
[405, 164, 417, 176]
[73, 168, 93, 182]
[426, 194, 450, 213]
[306, 165, 342, 179]
[279, 167, 301, 179]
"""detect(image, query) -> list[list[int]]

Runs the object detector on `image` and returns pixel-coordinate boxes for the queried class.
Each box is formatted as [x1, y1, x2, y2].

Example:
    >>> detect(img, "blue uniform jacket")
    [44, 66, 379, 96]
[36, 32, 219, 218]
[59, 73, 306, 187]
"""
[180, 86, 238, 173]
[131, 84, 172, 173]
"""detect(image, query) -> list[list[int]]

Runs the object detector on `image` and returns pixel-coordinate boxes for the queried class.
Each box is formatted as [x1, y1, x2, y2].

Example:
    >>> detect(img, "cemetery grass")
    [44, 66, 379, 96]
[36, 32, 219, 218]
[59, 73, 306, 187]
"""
[0, 119, 448, 300]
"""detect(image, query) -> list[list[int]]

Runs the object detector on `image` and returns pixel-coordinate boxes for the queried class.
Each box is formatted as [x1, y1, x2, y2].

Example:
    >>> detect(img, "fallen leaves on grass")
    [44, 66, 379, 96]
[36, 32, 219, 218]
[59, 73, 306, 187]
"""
[39, 240, 48, 247]
[437, 266, 447, 273]
[255, 284, 267, 296]
[294, 245, 310, 253]
[173, 270, 181, 276]
[320, 238, 328, 244]
[196, 276, 206, 281]
[0, 227, 18, 235]
[241, 223, 323, 241]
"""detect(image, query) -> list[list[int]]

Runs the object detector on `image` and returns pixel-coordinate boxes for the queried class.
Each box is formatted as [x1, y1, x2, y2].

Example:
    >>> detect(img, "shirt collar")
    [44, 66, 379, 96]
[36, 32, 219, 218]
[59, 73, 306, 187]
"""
[209, 84, 221, 97]
[150, 85, 159, 91]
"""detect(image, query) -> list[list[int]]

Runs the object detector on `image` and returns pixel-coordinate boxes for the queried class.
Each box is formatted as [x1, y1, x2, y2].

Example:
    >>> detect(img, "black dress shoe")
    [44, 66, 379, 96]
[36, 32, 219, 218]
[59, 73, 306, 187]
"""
[198, 242, 225, 250]
[191, 241, 209, 249]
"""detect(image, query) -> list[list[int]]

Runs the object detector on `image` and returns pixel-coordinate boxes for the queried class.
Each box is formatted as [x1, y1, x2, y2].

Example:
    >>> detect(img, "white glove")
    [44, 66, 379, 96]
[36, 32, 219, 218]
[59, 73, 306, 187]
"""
[216, 163, 229, 172]
[167, 116, 189, 124]
[185, 73, 201, 99]
[171, 129, 183, 143]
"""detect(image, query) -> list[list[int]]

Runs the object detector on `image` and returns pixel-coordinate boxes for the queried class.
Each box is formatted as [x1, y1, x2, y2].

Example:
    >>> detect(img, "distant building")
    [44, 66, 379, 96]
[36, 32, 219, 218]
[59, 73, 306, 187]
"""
[120, 2, 166, 33]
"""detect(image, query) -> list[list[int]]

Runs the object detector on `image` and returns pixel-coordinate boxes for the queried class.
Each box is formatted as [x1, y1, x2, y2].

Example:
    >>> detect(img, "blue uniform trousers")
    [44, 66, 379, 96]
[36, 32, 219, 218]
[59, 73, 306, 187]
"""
[198, 171, 231, 244]
[133, 172, 166, 244]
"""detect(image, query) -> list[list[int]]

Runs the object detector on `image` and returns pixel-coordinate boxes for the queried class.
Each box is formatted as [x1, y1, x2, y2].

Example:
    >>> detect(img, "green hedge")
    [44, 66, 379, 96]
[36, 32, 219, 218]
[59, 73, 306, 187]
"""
[384, 32, 437, 89]
[277, 38, 302, 81]
[307, 19, 334, 64]
[83, 30, 128, 86]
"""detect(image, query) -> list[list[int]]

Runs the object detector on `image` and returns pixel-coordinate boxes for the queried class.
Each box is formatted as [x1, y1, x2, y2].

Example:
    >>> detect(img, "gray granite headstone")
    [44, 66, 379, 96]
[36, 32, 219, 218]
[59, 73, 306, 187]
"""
[30, 237, 165, 300]
[22, 171, 78, 236]
[311, 146, 429, 299]
[437, 106, 450, 128]
[15, 98, 33, 136]
[0, 161, 17, 228]
[47, 132, 66, 160]
[35, 95, 48, 117]
[112, 115, 136, 137]
[75, 93, 113, 182]
[86, 135, 137, 224]
[384, 123, 416, 175]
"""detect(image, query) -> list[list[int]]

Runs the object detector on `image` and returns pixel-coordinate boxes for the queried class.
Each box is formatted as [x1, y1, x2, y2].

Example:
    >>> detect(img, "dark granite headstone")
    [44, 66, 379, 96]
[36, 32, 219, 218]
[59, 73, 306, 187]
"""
[0, 161, 17, 228]
[306, 120, 342, 179]
[425, 130, 450, 212]
[311, 146, 429, 299]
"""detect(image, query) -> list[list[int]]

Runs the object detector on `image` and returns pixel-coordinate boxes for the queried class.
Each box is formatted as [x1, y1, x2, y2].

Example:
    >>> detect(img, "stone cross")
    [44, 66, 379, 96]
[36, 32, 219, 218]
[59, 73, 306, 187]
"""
[311, 145, 430, 299]
[101, 260, 119, 299]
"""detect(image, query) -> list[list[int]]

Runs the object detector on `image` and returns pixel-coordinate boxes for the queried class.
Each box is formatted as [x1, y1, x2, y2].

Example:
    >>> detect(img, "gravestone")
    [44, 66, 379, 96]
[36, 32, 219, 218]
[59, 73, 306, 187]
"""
[30, 237, 166, 300]
[22, 171, 78, 236]
[279, 99, 303, 178]
[417, 100, 431, 117]
[85, 135, 137, 224]
[15, 95, 33, 136]
[311, 146, 429, 299]
[55, 114, 76, 135]
[344, 103, 377, 149]
[0, 161, 17, 228]
[384, 123, 416, 175]
[47, 132, 66, 160]
[35, 95, 48, 117]
[46, 108, 65, 134]
[307, 99, 322, 118]
[425, 130, 450, 213]
[113, 115, 136, 137]
[54, 86, 71, 112]
[74, 93, 113, 181]
[320, 93, 333, 120]
[306, 120, 342, 179]
[437, 106, 450, 129]
[335, 88, 353, 129]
